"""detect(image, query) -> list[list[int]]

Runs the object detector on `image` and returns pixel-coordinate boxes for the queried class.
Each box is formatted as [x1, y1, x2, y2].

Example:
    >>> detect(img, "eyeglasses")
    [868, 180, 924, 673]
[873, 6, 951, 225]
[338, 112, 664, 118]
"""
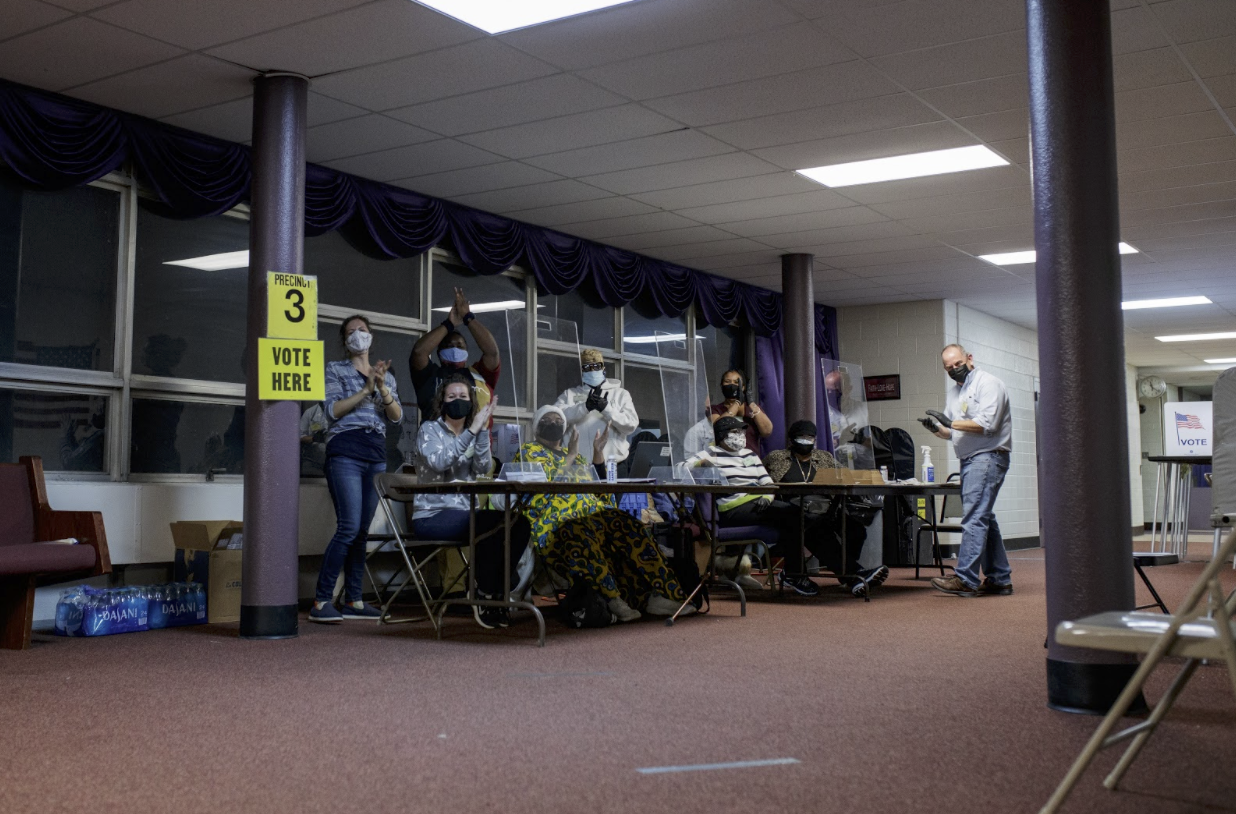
[582, 362, 604, 372]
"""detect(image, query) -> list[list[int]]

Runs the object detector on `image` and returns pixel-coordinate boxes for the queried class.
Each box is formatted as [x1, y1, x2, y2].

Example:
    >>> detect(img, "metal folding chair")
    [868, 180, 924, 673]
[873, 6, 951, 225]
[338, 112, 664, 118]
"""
[1040, 529, 1236, 813]
[914, 472, 960, 578]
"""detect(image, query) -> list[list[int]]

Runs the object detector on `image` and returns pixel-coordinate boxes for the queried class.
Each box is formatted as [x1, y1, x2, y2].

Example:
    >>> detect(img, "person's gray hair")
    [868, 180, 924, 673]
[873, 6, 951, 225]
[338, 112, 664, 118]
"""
[942, 343, 968, 357]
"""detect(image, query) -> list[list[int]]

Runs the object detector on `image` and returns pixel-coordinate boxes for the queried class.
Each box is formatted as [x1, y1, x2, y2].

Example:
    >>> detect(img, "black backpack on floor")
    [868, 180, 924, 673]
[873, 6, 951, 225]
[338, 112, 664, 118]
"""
[557, 582, 615, 629]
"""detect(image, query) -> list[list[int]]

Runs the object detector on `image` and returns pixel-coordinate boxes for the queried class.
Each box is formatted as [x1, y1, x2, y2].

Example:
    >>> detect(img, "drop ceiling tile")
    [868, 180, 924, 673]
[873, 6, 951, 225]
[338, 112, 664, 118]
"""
[1124, 213, 1236, 241]
[1121, 179, 1236, 211]
[1150, 0, 1236, 45]
[580, 152, 783, 195]
[523, 129, 735, 177]
[384, 74, 626, 137]
[1205, 73, 1236, 107]
[307, 92, 371, 127]
[675, 189, 858, 225]
[1121, 159, 1236, 194]
[929, 221, 1034, 247]
[42, 0, 116, 9]
[457, 105, 682, 159]
[703, 93, 941, 151]
[872, 31, 1027, 92]
[1110, 5, 1173, 55]
[760, 219, 917, 250]
[396, 162, 562, 199]
[204, 0, 481, 76]
[722, 205, 888, 238]
[1132, 228, 1236, 253]
[92, 0, 369, 51]
[652, 240, 777, 263]
[70, 54, 255, 119]
[988, 136, 1030, 165]
[1119, 136, 1236, 174]
[1116, 81, 1215, 122]
[641, 60, 902, 128]
[870, 185, 1031, 221]
[795, 233, 943, 258]
[1179, 34, 1236, 78]
[450, 179, 611, 213]
[323, 139, 505, 182]
[821, 246, 966, 269]
[809, 0, 1025, 58]
[497, 0, 801, 72]
[916, 74, 1029, 119]
[751, 120, 976, 170]
[306, 114, 438, 163]
[506, 196, 656, 227]
[161, 96, 254, 143]
[0, 17, 184, 92]
[556, 211, 701, 241]
[1122, 199, 1236, 229]
[1113, 47, 1194, 92]
[578, 23, 853, 100]
[1116, 110, 1231, 150]
[630, 172, 820, 210]
[1, 0, 71, 41]
[311, 39, 559, 112]
[604, 225, 735, 251]
[955, 108, 1030, 144]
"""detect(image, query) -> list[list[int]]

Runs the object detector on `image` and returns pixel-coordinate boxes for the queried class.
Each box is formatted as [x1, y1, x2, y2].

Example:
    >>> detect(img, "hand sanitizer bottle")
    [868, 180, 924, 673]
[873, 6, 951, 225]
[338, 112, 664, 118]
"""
[921, 446, 935, 483]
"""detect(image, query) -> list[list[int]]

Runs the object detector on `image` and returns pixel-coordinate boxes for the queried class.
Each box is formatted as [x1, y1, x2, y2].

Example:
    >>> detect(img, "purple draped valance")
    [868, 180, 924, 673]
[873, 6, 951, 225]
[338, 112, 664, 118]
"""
[0, 79, 836, 341]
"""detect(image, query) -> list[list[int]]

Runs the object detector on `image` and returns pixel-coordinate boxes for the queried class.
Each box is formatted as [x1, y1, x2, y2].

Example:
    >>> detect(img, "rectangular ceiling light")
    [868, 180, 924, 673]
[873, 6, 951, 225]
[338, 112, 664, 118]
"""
[796, 145, 1008, 188]
[979, 243, 1140, 266]
[1122, 296, 1212, 310]
[163, 250, 249, 271]
[431, 300, 527, 313]
[1156, 332, 1236, 343]
[624, 333, 687, 344]
[411, 0, 641, 34]
[1205, 358, 1236, 364]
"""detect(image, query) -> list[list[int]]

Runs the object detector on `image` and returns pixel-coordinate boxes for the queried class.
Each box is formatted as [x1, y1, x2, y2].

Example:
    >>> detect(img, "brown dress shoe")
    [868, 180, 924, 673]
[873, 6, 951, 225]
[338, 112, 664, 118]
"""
[930, 574, 979, 597]
[978, 577, 1013, 596]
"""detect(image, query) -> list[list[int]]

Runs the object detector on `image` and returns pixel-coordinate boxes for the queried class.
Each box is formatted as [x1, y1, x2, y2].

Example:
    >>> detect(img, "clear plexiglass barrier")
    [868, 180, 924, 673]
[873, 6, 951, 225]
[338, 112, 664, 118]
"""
[683, 464, 730, 486]
[551, 464, 598, 484]
[648, 463, 703, 485]
[497, 462, 548, 482]
[821, 358, 879, 476]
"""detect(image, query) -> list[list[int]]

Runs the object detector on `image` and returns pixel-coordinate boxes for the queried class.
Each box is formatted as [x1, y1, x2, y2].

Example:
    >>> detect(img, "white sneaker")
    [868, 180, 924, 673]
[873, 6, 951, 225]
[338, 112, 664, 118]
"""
[607, 596, 641, 623]
[645, 594, 682, 616]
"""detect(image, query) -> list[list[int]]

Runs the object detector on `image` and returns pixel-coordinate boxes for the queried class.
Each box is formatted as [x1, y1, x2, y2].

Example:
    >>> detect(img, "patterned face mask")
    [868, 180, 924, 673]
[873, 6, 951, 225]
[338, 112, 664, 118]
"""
[723, 433, 746, 452]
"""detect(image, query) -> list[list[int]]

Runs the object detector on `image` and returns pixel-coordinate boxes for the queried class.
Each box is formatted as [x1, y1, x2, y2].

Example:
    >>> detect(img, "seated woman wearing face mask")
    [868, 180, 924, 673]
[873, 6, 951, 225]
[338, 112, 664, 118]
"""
[413, 374, 531, 629]
[310, 315, 402, 624]
[512, 405, 688, 623]
[762, 420, 888, 597]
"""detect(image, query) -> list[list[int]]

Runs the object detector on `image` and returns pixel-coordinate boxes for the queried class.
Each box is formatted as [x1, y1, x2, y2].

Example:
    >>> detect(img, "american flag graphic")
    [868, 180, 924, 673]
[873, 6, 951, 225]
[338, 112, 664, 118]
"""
[12, 341, 100, 429]
[1175, 412, 1204, 430]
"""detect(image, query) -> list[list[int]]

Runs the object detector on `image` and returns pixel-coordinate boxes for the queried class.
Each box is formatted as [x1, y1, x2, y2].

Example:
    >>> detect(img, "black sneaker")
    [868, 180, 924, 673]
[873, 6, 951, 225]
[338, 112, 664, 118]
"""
[850, 579, 869, 599]
[858, 565, 890, 589]
[779, 573, 820, 597]
[978, 578, 1013, 596]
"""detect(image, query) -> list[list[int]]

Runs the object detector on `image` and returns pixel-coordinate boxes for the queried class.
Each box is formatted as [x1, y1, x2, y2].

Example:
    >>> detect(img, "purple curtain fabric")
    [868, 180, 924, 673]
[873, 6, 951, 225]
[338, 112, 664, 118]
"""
[0, 79, 834, 339]
[754, 332, 785, 458]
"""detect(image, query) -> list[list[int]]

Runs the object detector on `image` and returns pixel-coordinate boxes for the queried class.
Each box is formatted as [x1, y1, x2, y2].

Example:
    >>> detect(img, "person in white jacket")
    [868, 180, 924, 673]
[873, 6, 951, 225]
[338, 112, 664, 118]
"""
[554, 348, 640, 463]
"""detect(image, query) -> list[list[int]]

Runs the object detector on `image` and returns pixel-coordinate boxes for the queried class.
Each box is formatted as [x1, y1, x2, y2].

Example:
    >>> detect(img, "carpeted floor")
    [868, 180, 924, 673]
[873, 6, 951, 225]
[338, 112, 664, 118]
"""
[2, 545, 1234, 814]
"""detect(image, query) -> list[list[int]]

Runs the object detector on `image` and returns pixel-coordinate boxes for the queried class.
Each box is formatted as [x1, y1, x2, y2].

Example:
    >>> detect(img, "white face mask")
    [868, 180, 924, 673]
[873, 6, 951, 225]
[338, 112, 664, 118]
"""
[345, 329, 372, 353]
[582, 370, 605, 387]
[722, 433, 746, 452]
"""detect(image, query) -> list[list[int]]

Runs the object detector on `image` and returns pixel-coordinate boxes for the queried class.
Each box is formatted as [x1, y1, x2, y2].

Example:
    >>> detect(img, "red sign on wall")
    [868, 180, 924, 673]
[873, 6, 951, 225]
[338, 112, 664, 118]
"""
[863, 374, 901, 402]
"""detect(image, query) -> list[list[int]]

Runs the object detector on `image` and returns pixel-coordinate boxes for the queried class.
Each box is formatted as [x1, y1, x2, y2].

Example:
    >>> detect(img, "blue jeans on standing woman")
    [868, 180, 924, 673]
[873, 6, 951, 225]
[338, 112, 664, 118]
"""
[316, 454, 386, 603]
[955, 449, 1012, 589]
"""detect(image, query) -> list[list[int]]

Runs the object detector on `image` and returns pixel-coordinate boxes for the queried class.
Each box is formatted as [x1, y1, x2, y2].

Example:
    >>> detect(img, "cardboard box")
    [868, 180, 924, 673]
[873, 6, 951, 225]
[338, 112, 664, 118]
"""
[171, 521, 243, 623]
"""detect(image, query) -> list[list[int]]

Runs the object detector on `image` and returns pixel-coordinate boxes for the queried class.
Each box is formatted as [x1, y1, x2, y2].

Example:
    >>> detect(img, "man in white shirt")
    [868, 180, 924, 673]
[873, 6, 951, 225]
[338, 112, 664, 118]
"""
[920, 344, 1014, 598]
[554, 348, 640, 462]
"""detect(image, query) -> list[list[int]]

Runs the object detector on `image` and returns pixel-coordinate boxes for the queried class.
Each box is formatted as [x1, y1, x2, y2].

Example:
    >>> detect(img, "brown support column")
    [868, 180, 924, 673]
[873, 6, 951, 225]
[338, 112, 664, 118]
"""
[1027, 0, 1140, 711]
[781, 254, 816, 429]
[240, 72, 308, 639]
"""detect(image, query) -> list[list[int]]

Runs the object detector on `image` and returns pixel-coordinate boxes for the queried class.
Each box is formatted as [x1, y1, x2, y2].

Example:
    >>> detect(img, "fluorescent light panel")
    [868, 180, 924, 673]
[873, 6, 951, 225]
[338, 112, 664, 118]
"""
[432, 300, 527, 314]
[1156, 332, 1236, 343]
[624, 333, 687, 344]
[796, 145, 1008, 188]
[979, 243, 1139, 266]
[1205, 358, 1236, 364]
[1122, 296, 1211, 310]
[163, 250, 249, 271]
[411, 0, 641, 33]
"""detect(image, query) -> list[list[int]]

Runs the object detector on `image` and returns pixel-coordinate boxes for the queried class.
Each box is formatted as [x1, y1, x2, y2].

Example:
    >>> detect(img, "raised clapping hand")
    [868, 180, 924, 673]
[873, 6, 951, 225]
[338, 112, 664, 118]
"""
[367, 359, 392, 394]
[565, 425, 580, 458]
[592, 421, 611, 463]
[585, 384, 608, 414]
[470, 395, 496, 435]
[453, 287, 471, 322]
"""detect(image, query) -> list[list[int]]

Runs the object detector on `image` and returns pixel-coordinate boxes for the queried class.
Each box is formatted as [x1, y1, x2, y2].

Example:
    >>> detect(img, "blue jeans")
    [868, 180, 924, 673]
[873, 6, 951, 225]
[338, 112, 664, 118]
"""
[315, 455, 386, 603]
[412, 510, 530, 596]
[955, 450, 1011, 589]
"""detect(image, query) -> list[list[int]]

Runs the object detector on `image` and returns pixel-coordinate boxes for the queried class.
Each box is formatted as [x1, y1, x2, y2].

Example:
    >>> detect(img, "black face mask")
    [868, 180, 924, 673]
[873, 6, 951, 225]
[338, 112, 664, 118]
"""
[443, 399, 471, 420]
[721, 383, 743, 400]
[947, 365, 969, 384]
[791, 441, 814, 456]
[538, 421, 565, 444]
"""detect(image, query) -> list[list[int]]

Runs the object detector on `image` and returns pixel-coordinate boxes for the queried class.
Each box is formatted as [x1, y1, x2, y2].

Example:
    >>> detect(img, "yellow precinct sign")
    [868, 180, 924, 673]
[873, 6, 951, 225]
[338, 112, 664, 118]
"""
[258, 338, 324, 400]
[267, 271, 318, 340]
